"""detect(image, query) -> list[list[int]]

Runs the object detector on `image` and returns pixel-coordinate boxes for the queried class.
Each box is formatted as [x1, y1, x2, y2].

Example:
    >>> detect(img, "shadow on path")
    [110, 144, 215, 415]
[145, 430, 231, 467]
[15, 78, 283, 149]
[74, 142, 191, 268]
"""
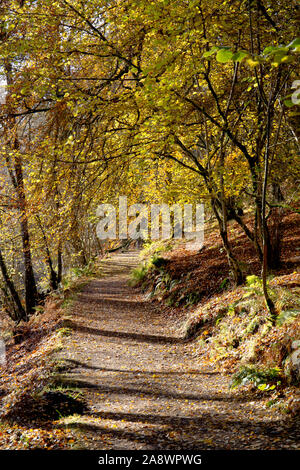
[60, 251, 300, 450]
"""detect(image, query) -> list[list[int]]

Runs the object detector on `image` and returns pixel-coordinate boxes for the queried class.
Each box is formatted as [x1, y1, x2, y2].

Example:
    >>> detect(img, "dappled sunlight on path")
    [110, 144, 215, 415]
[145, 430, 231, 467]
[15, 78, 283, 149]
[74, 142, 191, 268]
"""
[59, 252, 299, 450]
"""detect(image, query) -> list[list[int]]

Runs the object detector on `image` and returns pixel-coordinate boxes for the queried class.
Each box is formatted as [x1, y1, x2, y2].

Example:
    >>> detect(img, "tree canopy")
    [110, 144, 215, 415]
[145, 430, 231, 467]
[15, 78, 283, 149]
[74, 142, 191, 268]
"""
[0, 0, 299, 321]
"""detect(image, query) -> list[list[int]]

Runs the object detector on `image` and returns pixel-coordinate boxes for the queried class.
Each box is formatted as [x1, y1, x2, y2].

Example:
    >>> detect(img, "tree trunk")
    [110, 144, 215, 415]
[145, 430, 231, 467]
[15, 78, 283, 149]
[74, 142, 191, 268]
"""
[36, 215, 59, 290]
[261, 98, 277, 322]
[219, 225, 244, 286]
[14, 155, 39, 314]
[57, 243, 63, 285]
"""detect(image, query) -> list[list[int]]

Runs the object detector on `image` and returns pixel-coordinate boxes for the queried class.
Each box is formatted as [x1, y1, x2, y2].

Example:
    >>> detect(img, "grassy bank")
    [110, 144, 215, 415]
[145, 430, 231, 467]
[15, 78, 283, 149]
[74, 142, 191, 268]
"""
[0, 264, 99, 449]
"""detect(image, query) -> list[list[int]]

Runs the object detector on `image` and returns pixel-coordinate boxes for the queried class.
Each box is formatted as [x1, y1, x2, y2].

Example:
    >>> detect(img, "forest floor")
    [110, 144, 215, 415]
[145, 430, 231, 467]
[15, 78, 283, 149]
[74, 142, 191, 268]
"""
[55, 251, 299, 450]
[0, 210, 299, 450]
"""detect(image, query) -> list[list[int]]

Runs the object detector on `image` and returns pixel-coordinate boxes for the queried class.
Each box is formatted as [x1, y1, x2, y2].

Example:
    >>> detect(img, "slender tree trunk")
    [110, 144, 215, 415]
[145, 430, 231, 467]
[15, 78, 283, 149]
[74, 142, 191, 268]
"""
[36, 216, 59, 290]
[15, 156, 39, 314]
[0, 247, 26, 321]
[218, 134, 243, 286]
[57, 243, 63, 285]
[211, 199, 243, 286]
[4, 61, 39, 316]
[219, 225, 244, 285]
[266, 183, 284, 269]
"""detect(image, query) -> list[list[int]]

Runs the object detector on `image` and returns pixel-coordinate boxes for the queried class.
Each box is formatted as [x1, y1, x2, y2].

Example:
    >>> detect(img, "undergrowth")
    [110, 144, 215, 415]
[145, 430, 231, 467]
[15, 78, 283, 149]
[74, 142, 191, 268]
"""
[230, 365, 282, 391]
[129, 240, 174, 288]
[183, 274, 300, 389]
[131, 237, 300, 396]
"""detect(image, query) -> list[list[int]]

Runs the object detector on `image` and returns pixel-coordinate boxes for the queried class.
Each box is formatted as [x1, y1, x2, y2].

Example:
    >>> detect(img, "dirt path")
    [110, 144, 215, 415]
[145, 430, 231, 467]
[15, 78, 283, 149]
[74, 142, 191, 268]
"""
[59, 252, 299, 450]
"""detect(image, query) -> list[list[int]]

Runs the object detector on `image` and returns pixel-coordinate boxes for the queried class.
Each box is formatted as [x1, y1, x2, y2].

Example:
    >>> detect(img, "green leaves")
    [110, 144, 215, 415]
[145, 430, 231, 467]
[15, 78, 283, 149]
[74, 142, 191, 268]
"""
[203, 38, 300, 67]
[284, 99, 295, 108]
[257, 383, 276, 391]
[216, 49, 233, 63]
[230, 365, 282, 391]
[202, 47, 234, 63]
[202, 47, 218, 58]
[231, 51, 248, 62]
[288, 38, 300, 51]
[203, 47, 249, 63]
